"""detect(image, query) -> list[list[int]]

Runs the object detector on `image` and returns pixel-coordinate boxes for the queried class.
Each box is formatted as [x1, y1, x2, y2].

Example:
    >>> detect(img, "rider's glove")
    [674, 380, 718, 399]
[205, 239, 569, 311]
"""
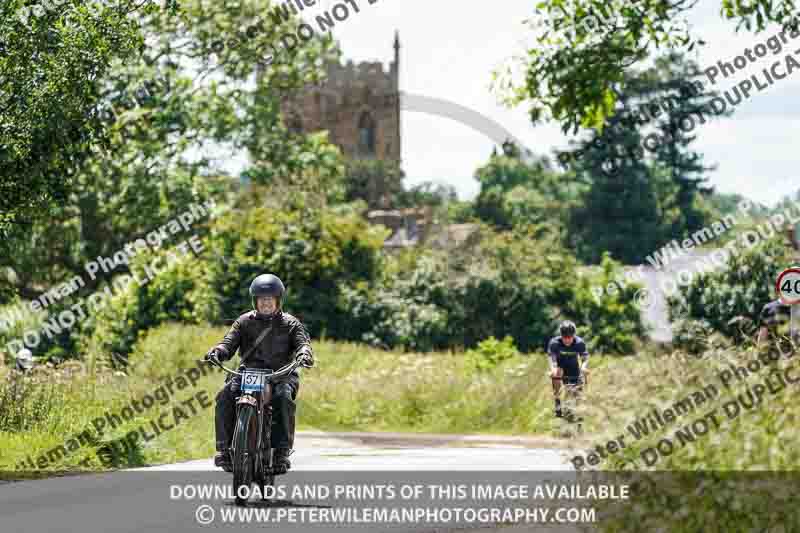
[205, 348, 221, 363]
[295, 352, 314, 368]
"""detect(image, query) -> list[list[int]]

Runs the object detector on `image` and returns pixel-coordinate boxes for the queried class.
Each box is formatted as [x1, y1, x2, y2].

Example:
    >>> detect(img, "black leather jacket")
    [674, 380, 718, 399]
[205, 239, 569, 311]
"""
[214, 310, 314, 378]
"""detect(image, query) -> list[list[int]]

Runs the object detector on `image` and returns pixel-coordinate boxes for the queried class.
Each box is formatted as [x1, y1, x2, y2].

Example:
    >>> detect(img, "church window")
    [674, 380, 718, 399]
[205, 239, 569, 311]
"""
[358, 112, 376, 155]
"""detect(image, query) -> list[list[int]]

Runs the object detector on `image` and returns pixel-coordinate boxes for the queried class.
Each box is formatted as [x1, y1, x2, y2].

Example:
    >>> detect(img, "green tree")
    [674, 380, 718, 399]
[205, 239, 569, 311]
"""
[566, 113, 665, 264]
[340, 158, 405, 209]
[79, 187, 390, 356]
[561, 54, 723, 263]
[0, 0, 344, 301]
[643, 54, 719, 236]
[0, 0, 155, 234]
[497, 0, 799, 133]
[473, 149, 581, 230]
[342, 223, 647, 354]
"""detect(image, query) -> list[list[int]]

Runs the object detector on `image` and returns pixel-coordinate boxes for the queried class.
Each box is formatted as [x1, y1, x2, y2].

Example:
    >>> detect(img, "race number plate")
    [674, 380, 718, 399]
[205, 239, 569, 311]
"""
[241, 370, 267, 393]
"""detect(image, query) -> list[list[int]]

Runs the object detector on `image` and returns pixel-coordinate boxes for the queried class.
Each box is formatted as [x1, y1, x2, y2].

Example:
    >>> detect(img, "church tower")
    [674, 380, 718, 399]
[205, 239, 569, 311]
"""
[280, 34, 402, 163]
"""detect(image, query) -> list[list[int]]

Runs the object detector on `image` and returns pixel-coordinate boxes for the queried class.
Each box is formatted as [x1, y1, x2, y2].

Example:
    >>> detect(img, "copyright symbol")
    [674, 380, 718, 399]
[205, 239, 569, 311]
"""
[600, 157, 622, 177]
[195, 504, 215, 525]
[633, 288, 655, 310]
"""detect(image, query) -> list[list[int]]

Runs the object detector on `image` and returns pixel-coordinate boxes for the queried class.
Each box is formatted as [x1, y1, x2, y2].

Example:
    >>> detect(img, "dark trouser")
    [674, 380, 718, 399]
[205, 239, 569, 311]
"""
[215, 374, 298, 452]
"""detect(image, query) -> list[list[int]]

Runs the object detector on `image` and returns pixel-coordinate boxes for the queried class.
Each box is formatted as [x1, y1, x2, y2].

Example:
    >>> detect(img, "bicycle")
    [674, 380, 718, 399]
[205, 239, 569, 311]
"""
[201, 356, 306, 506]
[555, 374, 587, 433]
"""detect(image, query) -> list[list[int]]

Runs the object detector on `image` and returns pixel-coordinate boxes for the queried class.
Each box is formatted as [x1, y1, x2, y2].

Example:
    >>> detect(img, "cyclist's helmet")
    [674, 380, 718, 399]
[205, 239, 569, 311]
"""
[560, 320, 577, 337]
[249, 274, 285, 312]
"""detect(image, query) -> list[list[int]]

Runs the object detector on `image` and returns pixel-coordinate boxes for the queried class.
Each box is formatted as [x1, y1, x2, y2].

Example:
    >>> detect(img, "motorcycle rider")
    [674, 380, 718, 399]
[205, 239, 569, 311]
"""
[547, 320, 589, 418]
[205, 274, 314, 473]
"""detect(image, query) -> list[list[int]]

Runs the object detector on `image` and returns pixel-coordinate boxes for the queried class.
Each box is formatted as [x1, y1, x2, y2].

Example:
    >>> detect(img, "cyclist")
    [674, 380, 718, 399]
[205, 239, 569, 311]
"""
[547, 320, 589, 418]
[756, 298, 792, 347]
[205, 274, 314, 473]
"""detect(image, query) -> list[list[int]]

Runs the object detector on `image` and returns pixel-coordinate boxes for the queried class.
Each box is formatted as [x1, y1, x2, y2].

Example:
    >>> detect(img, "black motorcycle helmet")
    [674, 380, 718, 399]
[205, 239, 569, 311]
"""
[559, 320, 577, 337]
[249, 274, 285, 314]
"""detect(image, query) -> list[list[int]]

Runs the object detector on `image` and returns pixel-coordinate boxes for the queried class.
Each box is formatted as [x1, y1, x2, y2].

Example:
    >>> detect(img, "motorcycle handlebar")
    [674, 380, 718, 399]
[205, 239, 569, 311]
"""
[198, 357, 303, 378]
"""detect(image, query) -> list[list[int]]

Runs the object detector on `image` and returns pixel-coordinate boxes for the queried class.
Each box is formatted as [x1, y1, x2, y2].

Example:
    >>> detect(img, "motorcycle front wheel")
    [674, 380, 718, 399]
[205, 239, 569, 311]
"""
[232, 405, 258, 506]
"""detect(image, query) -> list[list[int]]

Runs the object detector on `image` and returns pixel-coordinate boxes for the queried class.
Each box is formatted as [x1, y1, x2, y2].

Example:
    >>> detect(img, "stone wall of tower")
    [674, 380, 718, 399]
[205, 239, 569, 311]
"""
[280, 46, 401, 163]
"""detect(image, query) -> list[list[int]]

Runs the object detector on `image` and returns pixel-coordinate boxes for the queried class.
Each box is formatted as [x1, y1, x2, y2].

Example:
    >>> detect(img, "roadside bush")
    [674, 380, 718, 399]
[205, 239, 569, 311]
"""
[0, 297, 47, 364]
[340, 250, 453, 351]
[448, 226, 646, 354]
[196, 192, 389, 338]
[667, 233, 792, 342]
[127, 322, 222, 381]
[77, 193, 389, 357]
[343, 224, 646, 354]
[77, 246, 206, 358]
[465, 336, 520, 372]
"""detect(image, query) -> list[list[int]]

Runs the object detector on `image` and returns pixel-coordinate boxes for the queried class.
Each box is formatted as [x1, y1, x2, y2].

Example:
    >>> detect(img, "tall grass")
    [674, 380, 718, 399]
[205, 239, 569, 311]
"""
[3, 321, 798, 531]
[583, 340, 800, 533]
[0, 323, 569, 472]
[2, 321, 798, 479]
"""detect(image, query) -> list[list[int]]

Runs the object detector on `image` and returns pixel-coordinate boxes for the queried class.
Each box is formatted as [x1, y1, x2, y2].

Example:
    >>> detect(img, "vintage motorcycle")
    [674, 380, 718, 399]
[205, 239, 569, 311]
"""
[202, 356, 308, 505]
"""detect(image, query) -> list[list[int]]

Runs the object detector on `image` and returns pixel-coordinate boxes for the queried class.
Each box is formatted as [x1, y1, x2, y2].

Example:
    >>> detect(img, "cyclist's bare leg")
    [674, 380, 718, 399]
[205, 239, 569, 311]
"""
[551, 367, 563, 398]
[550, 367, 563, 416]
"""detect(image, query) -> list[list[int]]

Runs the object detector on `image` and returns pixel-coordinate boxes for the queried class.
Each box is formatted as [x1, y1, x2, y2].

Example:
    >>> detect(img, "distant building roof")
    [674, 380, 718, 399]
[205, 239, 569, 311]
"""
[426, 223, 480, 249]
[366, 205, 479, 250]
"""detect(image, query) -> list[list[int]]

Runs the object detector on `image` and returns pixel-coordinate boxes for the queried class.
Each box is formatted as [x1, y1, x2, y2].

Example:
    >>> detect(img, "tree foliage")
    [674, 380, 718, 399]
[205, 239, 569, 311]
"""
[79, 188, 390, 355]
[342, 224, 647, 354]
[497, 0, 800, 133]
[562, 54, 720, 264]
[340, 158, 405, 209]
[0, 0, 153, 234]
[473, 150, 583, 231]
[0, 0, 344, 302]
[667, 232, 792, 343]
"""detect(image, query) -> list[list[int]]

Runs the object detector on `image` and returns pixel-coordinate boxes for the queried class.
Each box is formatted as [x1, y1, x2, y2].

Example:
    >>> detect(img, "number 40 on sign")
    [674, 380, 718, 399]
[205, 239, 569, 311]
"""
[776, 267, 800, 339]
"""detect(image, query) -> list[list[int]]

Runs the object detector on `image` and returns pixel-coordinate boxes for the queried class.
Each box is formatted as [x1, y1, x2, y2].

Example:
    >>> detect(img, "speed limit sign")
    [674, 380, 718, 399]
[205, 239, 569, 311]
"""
[776, 267, 800, 340]
[776, 268, 800, 305]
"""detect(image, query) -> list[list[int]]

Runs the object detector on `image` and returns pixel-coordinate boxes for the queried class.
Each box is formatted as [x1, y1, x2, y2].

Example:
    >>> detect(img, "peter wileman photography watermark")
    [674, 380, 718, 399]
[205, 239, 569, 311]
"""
[570, 347, 799, 470]
[14, 357, 221, 470]
[590, 197, 800, 311]
[205, 0, 384, 67]
[172, 480, 622, 526]
[556, 24, 800, 176]
[2, 200, 217, 354]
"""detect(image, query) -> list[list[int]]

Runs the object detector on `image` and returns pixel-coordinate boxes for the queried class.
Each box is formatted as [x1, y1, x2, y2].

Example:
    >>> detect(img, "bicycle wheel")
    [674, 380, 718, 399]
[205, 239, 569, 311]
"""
[232, 405, 258, 506]
[565, 385, 584, 432]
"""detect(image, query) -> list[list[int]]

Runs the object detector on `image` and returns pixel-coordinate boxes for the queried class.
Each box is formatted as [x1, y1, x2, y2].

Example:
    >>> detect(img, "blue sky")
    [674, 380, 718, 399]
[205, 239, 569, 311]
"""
[224, 0, 800, 207]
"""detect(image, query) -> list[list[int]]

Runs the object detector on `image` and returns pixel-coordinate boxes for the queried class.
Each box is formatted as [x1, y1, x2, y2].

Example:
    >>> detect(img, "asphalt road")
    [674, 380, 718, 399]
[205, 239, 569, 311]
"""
[0, 431, 587, 533]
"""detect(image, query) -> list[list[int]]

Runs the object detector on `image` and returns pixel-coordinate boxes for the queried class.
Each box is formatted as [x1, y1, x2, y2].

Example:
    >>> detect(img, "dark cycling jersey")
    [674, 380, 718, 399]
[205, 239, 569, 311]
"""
[548, 335, 588, 379]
